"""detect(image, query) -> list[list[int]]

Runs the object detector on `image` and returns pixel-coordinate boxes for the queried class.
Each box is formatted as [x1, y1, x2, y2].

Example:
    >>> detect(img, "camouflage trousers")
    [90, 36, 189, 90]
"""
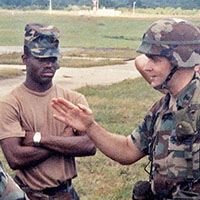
[15, 176, 80, 200]
[0, 161, 29, 200]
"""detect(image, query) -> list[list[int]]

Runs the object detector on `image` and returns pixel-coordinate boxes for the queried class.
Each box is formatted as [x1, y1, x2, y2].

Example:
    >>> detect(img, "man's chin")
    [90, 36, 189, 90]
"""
[151, 83, 162, 90]
[39, 76, 53, 84]
[151, 82, 157, 88]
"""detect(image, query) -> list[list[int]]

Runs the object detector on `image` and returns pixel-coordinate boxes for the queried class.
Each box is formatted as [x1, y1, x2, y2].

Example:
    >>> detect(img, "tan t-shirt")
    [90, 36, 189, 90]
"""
[0, 84, 89, 190]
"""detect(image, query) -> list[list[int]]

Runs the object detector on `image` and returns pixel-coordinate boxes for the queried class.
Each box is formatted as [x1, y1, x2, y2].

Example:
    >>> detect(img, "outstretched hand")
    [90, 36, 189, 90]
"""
[51, 98, 94, 132]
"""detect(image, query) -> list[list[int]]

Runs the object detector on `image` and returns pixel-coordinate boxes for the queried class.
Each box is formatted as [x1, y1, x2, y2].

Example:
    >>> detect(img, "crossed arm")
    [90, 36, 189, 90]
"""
[1, 128, 96, 170]
[0, 115, 96, 170]
[0, 137, 54, 169]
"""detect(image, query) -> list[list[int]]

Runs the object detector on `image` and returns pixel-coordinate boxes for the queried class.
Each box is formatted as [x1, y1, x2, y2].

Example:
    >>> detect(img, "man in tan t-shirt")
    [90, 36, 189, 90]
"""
[0, 24, 96, 200]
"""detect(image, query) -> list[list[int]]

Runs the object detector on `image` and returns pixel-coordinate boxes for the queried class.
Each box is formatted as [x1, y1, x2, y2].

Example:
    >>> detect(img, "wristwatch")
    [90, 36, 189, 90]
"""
[33, 132, 41, 146]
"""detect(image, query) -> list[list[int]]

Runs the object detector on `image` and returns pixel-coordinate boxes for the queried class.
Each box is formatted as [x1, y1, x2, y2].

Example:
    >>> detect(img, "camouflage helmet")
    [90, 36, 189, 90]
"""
[24, 23, 62, 58]
[137, 18, 200, 68]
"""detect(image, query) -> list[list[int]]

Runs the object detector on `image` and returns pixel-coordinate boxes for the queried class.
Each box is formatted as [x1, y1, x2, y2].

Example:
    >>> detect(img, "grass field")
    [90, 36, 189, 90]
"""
[0, 10, 148, 49]
[0, 68, 24, 79]
[0, 10, 199, 50]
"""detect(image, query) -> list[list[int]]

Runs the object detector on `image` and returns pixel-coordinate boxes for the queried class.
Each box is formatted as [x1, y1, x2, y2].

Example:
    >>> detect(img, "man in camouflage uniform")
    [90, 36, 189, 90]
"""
[0, 161, 29, 199]
[51, 18, 200, 199]
[0, 23, 96, 200]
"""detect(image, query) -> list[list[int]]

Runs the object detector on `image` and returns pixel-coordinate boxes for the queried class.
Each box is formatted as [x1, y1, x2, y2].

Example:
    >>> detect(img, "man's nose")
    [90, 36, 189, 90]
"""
[144, 60, 153, 71]
[45, 61, 54, 68]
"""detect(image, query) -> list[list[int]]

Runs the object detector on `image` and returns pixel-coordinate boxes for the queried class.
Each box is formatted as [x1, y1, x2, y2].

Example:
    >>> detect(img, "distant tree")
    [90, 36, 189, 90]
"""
[99, 0, 115, 8]
[0, 0, 200, 10]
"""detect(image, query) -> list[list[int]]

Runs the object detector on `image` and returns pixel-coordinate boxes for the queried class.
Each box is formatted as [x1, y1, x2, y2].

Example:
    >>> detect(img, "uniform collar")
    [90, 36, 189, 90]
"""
[169, 72, 200, 109]
[155, 72, 200, 115]
[176, 72, 200, 109]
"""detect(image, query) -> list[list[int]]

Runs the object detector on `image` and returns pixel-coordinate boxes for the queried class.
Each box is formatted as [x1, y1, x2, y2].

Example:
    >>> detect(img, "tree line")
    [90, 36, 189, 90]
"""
[0, 0, 200, 10]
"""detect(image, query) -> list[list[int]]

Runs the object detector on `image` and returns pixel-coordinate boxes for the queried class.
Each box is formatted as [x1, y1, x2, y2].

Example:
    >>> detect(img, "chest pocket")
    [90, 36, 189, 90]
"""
[174, 105, 200, 141]
[172, 104, 200, 180]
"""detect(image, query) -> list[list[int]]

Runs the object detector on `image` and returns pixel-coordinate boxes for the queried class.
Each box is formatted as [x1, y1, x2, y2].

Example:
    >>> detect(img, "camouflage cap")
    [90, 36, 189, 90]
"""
[137, 18, 200, 68]
[24, 23, 62, 58]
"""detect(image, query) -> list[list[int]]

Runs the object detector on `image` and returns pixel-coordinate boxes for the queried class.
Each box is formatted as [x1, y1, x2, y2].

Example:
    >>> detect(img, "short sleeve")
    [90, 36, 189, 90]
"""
[131, 114, 152, 155]
[130, 99, 163, 155]
[0, 101, 25, 140]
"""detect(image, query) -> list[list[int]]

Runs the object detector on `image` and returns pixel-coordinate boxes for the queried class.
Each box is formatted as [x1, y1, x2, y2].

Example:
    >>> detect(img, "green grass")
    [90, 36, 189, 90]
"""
[59, 58, 126, 68]
[0, 68, 24, 79]
[62, 48, 139, 59]
[0, 10, 200, 49]
[0, 11, 167, 49]
[0, 11, 146, 49]
[0, 52, 23, 65]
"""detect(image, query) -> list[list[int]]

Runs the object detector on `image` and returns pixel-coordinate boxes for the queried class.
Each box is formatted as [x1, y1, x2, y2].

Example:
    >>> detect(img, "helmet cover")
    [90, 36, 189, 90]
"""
[137, 18, 200, 68]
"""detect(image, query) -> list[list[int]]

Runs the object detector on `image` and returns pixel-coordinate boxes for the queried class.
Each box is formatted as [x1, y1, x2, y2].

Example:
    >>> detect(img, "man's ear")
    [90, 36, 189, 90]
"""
[22, 54, 27, 65]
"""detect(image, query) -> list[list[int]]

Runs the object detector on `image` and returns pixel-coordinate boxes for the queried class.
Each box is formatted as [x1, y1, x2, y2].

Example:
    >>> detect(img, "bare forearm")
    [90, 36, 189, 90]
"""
[2, 143, 54, 170]
[86, 122, 144, 165]
[51, 98, 143, 163]
[39, 135, 96, 157]
[14, 147, 53, 169]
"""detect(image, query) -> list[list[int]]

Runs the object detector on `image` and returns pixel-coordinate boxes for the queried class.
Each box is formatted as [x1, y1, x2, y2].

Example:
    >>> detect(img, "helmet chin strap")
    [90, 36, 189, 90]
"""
[154, 66, 178, 90]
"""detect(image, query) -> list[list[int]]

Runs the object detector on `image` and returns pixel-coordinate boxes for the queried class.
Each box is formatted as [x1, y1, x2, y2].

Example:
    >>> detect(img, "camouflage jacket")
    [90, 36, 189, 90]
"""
[0, 161, 29, 200]
[131, 72, 200, 199]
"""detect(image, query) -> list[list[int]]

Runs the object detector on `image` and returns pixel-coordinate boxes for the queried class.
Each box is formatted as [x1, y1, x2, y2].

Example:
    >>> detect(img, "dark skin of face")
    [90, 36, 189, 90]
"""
[22, 54, 59, 92]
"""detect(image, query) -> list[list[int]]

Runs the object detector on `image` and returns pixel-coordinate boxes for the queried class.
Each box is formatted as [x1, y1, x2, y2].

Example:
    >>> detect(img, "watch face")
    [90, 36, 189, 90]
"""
[34, 132, 41, 144]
